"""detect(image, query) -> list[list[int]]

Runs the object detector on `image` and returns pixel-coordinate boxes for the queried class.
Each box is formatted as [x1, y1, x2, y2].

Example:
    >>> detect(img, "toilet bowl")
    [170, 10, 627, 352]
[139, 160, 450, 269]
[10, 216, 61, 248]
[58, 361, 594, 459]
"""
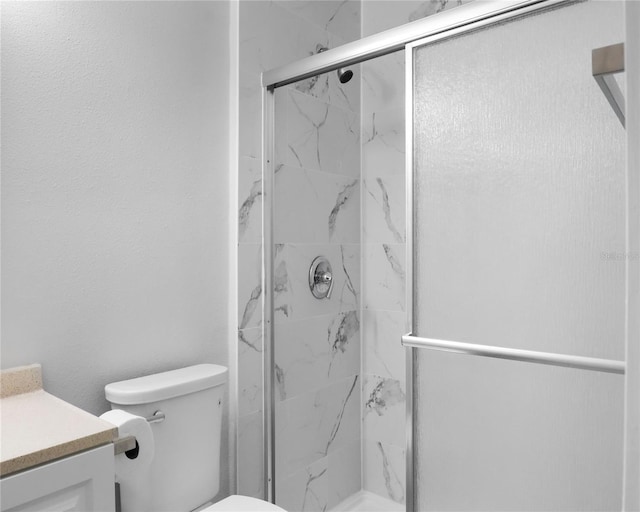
[204, 495, 285, 511]
[104, 364, 286, 512]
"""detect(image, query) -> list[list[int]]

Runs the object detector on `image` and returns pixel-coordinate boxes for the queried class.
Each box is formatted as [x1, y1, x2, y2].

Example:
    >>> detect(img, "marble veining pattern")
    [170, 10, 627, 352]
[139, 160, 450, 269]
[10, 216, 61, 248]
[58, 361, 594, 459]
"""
[277, 89, 360, 178]
[363, 310, 406, 381]
[377, 442, 404, 503]
[275, 311, 360, 401]
[362, 53, 404, 112]
[329, 180, 359, 240]
[362, 0, 471, 37]
[291, 90, 329, 170]
[364, 175, 405, 244]
[275, 165, 360, 244]
[383, 244, 405, 280]
[274, 256, 290, 319]
[324, 375, 359, 455]
[295, 70, 358, 114]
[363, 374, 405, 449]
[375, 178, 402, 242]
[238, 243, 263, 330]
[408, 0, 467, 21]
[340, 245, 359, 306]
[240, 1, 345, 75]
[240, 284, 261, 330]
[276, 375, 360, 479]
[275, 1, 361, 43]
[238, 180, 261, 239]
[277, 457, 329, 512]
[239, 328, 262, 417]
[239, 329, 260, 352]
[275, 363, 286, 401]
[238, 157, 262, 244]
[365, 376, 405, 417]
[293, 49, 360, 114]
[328, 310, 360, 375]
[362, 111, 405, 183]
[364, 244, 405, 312]
[363, 111, 403, 156]
[363, 440, 405, 505]
[301, 465, 328, 511]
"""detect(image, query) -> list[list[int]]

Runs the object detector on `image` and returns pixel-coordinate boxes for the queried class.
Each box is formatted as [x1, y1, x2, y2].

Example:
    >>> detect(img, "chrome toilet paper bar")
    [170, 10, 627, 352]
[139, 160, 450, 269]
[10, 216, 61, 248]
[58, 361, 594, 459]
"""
[145, 410, 165, 424]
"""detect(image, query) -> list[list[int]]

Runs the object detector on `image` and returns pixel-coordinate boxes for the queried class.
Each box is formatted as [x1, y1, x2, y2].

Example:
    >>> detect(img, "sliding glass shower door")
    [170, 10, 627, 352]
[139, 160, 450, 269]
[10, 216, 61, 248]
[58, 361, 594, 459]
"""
[408, 1, 626, 510]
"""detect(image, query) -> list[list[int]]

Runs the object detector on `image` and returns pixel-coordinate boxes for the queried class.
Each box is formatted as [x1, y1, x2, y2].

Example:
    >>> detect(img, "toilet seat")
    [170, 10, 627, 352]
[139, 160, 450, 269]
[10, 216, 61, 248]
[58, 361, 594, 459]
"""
[203, 495, 286, 511]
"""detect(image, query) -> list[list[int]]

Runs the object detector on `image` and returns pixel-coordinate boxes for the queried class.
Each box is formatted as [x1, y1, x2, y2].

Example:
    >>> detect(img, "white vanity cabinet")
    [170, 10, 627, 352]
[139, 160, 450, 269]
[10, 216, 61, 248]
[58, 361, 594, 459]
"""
[0, 445, 115, 512]
[0, 365, 117, 512]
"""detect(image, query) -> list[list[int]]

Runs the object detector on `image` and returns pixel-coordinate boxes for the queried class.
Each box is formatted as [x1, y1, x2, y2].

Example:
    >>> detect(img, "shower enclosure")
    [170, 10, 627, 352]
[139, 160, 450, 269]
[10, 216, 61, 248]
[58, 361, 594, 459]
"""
[260, 0, 639, 510]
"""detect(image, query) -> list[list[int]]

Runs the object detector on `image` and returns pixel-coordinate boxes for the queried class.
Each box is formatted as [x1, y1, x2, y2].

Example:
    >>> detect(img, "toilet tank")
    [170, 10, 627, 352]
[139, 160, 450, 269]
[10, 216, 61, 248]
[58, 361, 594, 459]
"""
[105, 364, 227, 512]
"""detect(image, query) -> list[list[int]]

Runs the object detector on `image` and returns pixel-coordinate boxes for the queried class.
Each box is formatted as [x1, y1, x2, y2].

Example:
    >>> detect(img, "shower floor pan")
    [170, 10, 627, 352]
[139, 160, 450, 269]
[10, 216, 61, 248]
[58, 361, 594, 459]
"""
[328, 491, 403, 512]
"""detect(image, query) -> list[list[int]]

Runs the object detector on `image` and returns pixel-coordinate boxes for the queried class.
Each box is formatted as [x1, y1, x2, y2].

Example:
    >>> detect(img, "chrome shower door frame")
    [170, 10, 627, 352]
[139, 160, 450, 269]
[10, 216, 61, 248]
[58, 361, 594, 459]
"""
[262, 84, 276, 504]
[260, 0, 571, 507]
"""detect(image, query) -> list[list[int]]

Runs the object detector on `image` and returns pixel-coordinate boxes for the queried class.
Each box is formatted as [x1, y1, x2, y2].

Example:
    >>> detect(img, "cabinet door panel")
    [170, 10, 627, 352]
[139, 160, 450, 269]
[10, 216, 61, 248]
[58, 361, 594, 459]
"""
[1, 445, 115, 512]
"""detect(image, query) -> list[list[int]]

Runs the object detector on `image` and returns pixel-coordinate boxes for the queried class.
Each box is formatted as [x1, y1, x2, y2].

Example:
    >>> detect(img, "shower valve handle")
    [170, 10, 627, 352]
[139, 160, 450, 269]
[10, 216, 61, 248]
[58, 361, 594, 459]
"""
[309, 256, 334, 299]
[316, 271, 332, 284]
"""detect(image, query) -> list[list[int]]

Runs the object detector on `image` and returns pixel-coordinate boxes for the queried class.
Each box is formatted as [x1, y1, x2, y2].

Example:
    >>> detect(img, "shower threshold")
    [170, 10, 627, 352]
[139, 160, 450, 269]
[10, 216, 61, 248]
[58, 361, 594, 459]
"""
[328, 491, 404, 512]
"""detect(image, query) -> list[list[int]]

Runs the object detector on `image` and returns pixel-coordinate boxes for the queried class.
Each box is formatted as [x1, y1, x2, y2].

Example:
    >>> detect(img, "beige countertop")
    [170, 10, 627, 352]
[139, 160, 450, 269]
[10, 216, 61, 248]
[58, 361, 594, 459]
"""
[0, 364, 117, 477]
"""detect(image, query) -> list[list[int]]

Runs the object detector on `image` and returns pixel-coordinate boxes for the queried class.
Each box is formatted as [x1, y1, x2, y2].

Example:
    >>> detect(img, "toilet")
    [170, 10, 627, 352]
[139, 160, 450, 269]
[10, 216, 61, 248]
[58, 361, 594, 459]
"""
[105, 364, 284, 512]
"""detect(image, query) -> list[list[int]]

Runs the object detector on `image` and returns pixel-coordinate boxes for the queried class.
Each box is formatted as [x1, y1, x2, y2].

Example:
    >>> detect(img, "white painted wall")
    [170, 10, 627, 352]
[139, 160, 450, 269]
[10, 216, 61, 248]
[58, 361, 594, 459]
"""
[1, 0, 231, 434]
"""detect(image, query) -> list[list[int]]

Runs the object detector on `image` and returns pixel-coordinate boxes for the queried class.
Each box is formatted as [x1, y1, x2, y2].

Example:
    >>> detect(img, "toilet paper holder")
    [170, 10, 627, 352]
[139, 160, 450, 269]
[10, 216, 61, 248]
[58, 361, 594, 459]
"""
[112, 410, 165, 455]
[114, 435, 137, 455]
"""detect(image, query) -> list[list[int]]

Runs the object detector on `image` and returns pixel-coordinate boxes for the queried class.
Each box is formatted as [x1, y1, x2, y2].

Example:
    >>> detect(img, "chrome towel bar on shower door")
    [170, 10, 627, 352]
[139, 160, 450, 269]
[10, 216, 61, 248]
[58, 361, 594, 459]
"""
[402, 334, 625, 374]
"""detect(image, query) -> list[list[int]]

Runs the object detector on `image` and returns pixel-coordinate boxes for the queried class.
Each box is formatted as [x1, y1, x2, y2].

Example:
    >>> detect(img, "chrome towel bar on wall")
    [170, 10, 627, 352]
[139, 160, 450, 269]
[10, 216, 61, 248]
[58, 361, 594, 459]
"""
[401, 334, 625, 374]
[592, 42, 625, 128]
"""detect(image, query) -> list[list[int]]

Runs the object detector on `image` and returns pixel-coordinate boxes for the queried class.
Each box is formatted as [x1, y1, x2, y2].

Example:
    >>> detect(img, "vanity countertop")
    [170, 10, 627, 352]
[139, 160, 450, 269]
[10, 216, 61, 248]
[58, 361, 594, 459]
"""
[0, 364, 117, 477]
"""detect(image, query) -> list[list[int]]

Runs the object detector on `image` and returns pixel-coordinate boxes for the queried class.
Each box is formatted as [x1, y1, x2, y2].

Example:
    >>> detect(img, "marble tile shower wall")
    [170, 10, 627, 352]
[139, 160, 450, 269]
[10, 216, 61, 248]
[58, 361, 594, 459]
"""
[360, 0, 471, 504]
[361, 48, 407, 508]
[273, 77, 361, 510]
[237, 1, 361, 504]
[237, 0, 472, 506]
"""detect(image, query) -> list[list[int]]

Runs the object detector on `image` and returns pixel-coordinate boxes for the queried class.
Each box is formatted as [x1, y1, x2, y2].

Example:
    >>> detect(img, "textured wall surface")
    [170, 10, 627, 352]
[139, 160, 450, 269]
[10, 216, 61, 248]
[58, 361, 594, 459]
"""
[1, 3, 231, 483]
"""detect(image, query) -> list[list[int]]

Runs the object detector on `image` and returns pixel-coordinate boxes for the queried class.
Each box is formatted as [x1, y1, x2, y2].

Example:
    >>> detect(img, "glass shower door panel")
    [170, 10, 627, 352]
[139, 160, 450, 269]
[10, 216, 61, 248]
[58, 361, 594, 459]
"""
[415, 351, 624, 511]
[413, 0, 626, 359]
[412, 1, 626, 510]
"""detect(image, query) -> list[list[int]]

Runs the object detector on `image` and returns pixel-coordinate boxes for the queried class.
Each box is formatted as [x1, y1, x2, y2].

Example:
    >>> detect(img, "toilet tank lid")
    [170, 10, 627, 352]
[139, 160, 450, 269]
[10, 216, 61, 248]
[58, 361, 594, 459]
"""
[105, 364, 228, 405]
